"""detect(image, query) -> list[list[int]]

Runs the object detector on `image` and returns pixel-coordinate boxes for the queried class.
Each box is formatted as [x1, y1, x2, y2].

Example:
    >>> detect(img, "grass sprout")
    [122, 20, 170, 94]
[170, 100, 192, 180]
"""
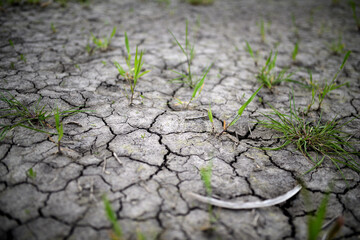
[306, 51, 351, 112]
[256, 51, 299, 89]
[349, 0, 360, 31]
[220, 85, 263, 134]
[257, 91, 360, 180]
[114, 32, 150, 105]
[245, 41, 258, 66]
[0, 91, 88, 141]
[328, 34, 346, 55]
[87, 26, 116, 54]
[208, 104, 214, 133]
[54, 107, 64, 154]
[103, 195, 123, 240]
[200, 161, 216, 225]
[169, 20, 199, 89]
[259, 17, 266, 42]
[292, 41, 299, 61]
[26, 168, 37, 179]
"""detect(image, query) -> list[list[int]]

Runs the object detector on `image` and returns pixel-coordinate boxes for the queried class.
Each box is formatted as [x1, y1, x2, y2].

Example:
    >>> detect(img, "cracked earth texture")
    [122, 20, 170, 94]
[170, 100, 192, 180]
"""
[0, 0, 360, 239]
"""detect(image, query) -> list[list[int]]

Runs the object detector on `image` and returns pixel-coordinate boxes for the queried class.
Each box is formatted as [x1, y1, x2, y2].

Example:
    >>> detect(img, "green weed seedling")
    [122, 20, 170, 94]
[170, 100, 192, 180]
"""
[26, 168, 36, 179]
[208, 104, 214, 133]
[169, 20, 201, 89]
[245, 41, 258, 66]
[258, 17, 266, 43]
[256, 51, 299, 89]
[103, 195, 123, 240]
[54, 107, 63, 154]
[219, 85, 263, 135]
[328, 35, 346, 55]
[8, 39, 14, 48]
[87, 26, 116, 54]
[292, 41, 299, 61]
[51, 23, 56, 33]
[258, 91, 360, 182]
[19, 54, 26, 63]
[174, 64, 212, 108]
[200, 161, 217, 227]
[0, 91, 88, 141]
[349, 0, 360, 31]
[114, 32, 150, 105]
[306, 51, 351, 112]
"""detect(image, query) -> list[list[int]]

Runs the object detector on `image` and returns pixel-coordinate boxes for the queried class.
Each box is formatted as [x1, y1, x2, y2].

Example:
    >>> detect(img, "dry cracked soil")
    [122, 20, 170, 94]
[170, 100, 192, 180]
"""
[0, 0, 360, 239]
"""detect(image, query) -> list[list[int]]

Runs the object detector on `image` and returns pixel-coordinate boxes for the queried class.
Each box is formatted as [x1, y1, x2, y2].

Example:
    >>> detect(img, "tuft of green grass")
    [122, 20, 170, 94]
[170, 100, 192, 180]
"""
[8, 39, 14, 48]
[328, 34, 346, 55]
[200, 161, 216, 224]
[87, 26, 116, 54]
[54, 107, 64, 154]
[0, 91, 89, 141]
[169, 20, 199, 89]
[220, 85, 263, 134]
[51, 23, 57, 33]
[292, 41, 299, 61]
[245, 41, 258, 66]
[259, 17, 266, 42]
[208, 104, 214, 133]
[103, 195, 123, 240]
[257, 91, 360, 181]
[19, 54, 26, 63]
[256, 51, 299, 89]
[349, 0, 360, 31]
[306, 51, 351, 112]
[114, 32, 150, 105]
[26, 168, 37, 179]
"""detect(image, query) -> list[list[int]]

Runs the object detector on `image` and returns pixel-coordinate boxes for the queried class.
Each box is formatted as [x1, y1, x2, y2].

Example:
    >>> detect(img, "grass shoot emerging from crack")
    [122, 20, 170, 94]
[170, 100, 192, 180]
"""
[257, 92, 360, 181]
[0, 91, 88, 141]
[87, 26, 116, 54]
[292, 41, 299, 61]
[306, 51, 351, 113]
[103, 195, 123, 240]
[245, 41, 258, 66]
[349, 0, 360, 31]
[208, 104, 214, 133]
[169, 20, 201, 89]
[256, 51, 299, 89]
[26, 167, 36, 179]
[220, 85, 263, 135]
[200, 161, 216, 226]
[54, 107, 64, 154]
[114, 32, 150, 105]
[174, 64, 212, 108]
[328, 34, 346, 55]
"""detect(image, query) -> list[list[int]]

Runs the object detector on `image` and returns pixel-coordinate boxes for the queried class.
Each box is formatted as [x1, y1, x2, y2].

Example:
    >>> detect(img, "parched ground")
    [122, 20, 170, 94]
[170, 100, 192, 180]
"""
[0, 0, 359, 239]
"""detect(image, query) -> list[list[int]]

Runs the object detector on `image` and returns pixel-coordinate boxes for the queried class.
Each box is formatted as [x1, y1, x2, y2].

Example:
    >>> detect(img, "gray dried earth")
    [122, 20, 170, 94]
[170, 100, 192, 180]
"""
[0, 0, 360, 239]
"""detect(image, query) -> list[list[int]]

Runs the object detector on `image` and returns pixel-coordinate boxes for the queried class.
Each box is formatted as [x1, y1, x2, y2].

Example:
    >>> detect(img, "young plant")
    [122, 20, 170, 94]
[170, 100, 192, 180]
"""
[114, 32, 150, 105]
[175, 64, 212, 108]
[51, 23, 56, 33]
[292, 41, 299, 61]
[54, 107, 63, 154]
[208, 104, 214, 133]
[257, 92, 360, 181]
[220, 85, 263, 135]
[291, 13, 299, 37]
[256, 51, 298, 89]
[0, 91, 88, 141]
[200, 161, 216, 225]
[26, 168, 37, 179]
[87, 26, 116, 54]
[306, 51, 351, 112]
[349, 0, 360, 31]
[328, 35, 346, 55]
[259, 17, 266, 42]
[245, 40, 258, 66]
[169, 20, 198, 88]
[103, 195, 123, 240]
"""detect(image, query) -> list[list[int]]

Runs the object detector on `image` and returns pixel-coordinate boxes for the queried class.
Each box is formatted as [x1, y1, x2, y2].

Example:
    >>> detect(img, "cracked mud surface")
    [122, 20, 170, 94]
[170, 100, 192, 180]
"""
[0, 0, 360, 239]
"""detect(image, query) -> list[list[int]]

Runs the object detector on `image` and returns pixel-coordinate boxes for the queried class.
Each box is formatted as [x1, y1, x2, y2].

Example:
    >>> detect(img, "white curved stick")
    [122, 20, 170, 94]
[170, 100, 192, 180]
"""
[187, 185, 302, 209]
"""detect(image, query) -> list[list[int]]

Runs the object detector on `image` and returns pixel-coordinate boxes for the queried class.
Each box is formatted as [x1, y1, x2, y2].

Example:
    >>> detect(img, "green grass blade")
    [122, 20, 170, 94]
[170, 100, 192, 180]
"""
[245, 41, 255, 59]
[110, 26, 117, 39]
[103, 195, 123, 238]
[169, 30, 186, 56]
[339, 51, 351, 71]
[208, 104, 213, 123]
[191, 64, 212, 99]
[237, 85, 263, 117]
[124, 32, 130, 56]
